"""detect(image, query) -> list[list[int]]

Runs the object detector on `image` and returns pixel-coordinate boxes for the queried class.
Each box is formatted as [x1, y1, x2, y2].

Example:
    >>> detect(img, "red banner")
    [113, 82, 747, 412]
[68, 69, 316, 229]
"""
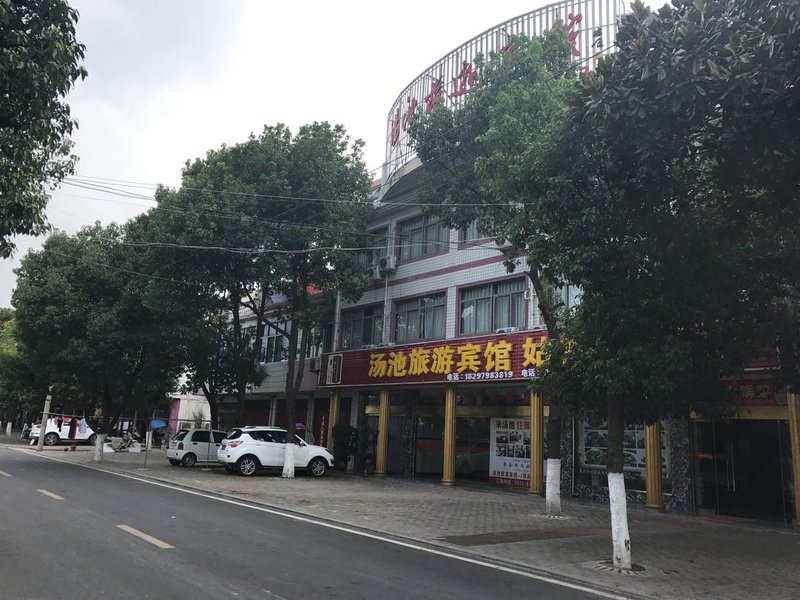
[319, 330, 547, 387]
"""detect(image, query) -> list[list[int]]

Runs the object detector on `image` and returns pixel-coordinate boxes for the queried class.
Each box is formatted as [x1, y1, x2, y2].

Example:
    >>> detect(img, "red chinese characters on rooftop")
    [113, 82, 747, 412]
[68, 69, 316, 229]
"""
[389, 13, 585, 148]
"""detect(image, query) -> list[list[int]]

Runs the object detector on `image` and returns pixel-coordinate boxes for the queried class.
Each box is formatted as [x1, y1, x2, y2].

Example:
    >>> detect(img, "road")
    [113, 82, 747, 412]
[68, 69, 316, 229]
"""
[0, 447, 603, 599]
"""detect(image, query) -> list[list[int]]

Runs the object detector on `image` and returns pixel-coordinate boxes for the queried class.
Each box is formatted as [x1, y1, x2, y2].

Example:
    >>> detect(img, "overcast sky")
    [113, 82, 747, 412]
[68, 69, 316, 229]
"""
[1, 0, 563, 307]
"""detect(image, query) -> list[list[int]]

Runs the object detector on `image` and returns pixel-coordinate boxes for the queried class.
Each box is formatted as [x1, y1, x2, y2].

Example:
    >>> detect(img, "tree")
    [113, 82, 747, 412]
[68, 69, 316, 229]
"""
[529, 0, 800, 568]
[12, 224, 184, 460]
[140, 123, 373, 476]
[0, 0, 87, 257]
[409, 28, 577, 515]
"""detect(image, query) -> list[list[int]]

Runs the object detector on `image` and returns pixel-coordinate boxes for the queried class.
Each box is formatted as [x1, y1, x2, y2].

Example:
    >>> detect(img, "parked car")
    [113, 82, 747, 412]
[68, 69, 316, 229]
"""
[167, 429, 228, 467]
[218, 426, 334, 477]
[29, 418, 96, 446]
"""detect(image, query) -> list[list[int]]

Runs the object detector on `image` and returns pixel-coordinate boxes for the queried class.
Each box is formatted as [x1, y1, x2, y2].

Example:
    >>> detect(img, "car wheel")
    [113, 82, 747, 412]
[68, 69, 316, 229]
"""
[224, 464, 236, 474]
[87, 434, 97, 446]
[44, 432, 60, 446]
[169, 459, 181, 466]
[236, 455, 259, 477]
[181, 453, 197, 467]
[307, 457, 327, 477]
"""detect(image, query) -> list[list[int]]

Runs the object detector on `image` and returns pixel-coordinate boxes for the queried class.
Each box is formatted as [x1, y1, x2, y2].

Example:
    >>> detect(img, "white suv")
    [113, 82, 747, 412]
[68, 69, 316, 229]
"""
[218, 426, 334, 477]
[29, 418, 96, 446]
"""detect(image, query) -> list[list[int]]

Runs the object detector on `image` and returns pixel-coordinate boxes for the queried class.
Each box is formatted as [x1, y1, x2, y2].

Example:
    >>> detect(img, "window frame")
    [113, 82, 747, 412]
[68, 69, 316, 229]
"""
[397, 214, 449, 262]
[458, 278, 527, 336]
[339, 304, 384, 349]
[393, 292, 446, 343]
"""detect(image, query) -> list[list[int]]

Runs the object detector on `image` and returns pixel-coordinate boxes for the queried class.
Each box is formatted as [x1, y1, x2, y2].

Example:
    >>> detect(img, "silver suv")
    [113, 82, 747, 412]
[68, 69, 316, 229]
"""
[217, 426, 334, 477]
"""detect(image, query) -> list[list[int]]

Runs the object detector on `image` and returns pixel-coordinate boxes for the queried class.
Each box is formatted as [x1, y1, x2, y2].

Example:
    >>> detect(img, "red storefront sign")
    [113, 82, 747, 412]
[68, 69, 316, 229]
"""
[728, 380, 779, 407]
[318, 330, 547, 387]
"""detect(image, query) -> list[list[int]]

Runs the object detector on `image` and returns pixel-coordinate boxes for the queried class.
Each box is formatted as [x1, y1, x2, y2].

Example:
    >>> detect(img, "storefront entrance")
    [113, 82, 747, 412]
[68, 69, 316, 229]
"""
[694, 420, 794, 522]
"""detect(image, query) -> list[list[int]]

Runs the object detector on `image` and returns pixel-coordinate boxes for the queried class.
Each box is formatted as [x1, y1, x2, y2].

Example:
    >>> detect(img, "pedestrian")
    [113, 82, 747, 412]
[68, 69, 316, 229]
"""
[68, 416, 78, 439]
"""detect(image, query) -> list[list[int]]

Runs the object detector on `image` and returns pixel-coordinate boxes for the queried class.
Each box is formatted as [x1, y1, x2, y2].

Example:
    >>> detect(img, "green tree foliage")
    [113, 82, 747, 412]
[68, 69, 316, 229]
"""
[138, 123, 373, 447]
[538, 0, 800, 441]
[12, 225, 183, 431]
[0, 0, 87, 256]
[408, 29, 577, 494]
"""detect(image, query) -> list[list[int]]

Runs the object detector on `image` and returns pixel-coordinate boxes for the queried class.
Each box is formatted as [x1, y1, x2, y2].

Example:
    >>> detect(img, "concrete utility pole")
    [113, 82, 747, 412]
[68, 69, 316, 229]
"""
[36, 394, 51, 452]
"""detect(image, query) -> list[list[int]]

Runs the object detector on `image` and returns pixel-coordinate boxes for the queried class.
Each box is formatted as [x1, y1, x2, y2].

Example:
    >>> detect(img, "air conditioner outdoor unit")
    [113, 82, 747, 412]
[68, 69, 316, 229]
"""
[377, 255, 397, 273]
[309, 357, 322, 373]
[495, 326, 520, 334]
[495, 239, 513, 250]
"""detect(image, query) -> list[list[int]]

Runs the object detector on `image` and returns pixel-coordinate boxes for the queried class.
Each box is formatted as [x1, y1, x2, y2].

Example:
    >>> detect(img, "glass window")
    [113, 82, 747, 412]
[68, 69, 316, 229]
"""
[266, 430, 286, 444]
[460, 279, 525, 335]
[260, 322, 289, 363]
[174, 430, 189, 441]
[192, 431, 210, 443]
[398, 215, 448, 260]
[463, 221, 484, 242]
[340, 305, 383, 349]
[358, 228, 388, 270]
[213, 431, 226, 443]
[395, 294, 445, 342]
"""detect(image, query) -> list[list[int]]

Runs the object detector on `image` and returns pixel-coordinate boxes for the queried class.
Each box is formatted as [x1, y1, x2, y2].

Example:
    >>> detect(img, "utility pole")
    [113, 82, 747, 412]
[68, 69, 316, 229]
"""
[36, 392, 52, 452]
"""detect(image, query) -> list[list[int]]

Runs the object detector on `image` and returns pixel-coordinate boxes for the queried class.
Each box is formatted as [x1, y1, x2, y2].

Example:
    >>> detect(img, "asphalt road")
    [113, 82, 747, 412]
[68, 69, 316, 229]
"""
[0, 447, 602, 600]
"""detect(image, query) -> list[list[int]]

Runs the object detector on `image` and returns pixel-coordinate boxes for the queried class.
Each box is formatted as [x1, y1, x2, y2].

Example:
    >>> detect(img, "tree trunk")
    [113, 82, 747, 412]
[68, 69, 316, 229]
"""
[93, 433, 107, 463]
[607, 395, 632, 569]
[545, 405, 563, 515]
[231, 290, 248, 425]
[528, 269, 564, 517]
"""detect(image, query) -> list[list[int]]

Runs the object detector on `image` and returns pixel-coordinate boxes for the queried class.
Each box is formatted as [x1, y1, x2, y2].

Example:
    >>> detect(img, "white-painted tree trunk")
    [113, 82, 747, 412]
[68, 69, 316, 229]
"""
[545, 458, 562, 515]
[282, 443, 295, 479]
[93, 433, 107, 463]
[608, 471, 632, 569]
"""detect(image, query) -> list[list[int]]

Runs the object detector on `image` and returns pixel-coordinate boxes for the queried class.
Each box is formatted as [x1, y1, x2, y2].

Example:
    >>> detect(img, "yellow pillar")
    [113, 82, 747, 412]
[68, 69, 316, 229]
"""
[326, 391, 340, 453]
[529, 392, 544, 495]
[788, 392, 800, 526]
[375, 388, 390, 477]
[442, 384, 457, 485]
[645, 422, 664, 511]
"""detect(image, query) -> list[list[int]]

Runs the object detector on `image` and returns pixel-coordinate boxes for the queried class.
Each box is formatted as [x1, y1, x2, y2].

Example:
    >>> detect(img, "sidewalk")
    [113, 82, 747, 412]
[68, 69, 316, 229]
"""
[5, 440, 799, 600]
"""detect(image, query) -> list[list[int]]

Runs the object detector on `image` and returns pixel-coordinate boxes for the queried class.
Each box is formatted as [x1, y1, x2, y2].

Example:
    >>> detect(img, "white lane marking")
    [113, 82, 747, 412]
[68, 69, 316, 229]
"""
[117, 524, 174, 549]
[38, 489, 64, 500]
[0, 470, 12, 477]
[23, 450, 626, 599]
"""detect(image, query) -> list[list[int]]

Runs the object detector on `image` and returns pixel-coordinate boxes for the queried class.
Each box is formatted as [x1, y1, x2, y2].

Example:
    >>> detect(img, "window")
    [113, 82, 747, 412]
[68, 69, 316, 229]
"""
[192, 431, 210, 443]
[340, 305, 383, 349]
[463, 221, 484, 242]
[460, 279, 525, 335]
[265, 430, 287, 444]
[358, 228, 388, 270]
[260, 322, 288, 363]
[394, 294, 445, 342]
[398, 215, 448, 260]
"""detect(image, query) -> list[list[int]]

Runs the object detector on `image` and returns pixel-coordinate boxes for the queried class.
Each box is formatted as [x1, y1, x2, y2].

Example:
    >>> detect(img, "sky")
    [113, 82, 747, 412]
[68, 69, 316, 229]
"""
[1, 0, 575, 307]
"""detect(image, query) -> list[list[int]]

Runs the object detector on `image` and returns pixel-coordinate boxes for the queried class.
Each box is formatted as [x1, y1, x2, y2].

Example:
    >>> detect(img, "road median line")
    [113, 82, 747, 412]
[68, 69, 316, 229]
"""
[117, 524, 174, 549]
[38, 489, 63, 500]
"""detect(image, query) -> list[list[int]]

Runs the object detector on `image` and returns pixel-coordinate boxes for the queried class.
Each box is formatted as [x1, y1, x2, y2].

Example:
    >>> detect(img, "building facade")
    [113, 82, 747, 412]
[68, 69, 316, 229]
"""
[313, 0, 800, 525]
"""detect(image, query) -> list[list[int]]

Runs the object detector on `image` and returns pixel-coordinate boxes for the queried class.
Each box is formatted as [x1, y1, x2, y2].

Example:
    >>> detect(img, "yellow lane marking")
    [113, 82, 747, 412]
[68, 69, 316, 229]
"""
[38, 489, 64, 500]
[116, 525, 174, 549]
[0, 470, 12, 477]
